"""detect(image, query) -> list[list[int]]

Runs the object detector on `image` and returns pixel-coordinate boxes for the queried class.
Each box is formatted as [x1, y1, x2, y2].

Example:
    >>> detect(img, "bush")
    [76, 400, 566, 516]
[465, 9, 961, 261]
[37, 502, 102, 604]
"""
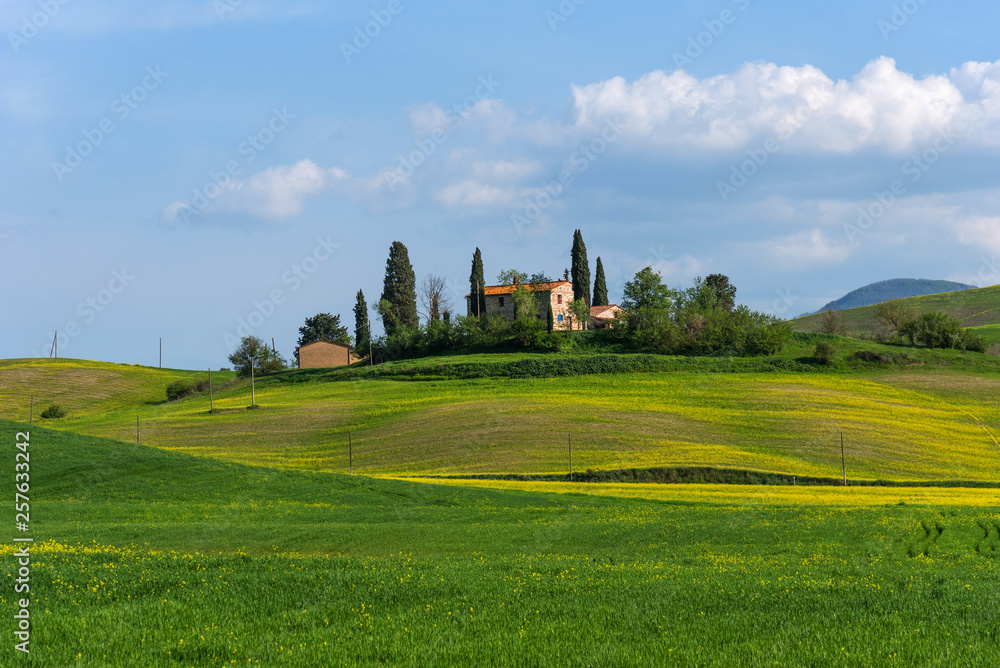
[40, 404, 66, 419]
[849, 350, 888, 364]
[166, 380, 195, 402]
[814, 341, 837, 365]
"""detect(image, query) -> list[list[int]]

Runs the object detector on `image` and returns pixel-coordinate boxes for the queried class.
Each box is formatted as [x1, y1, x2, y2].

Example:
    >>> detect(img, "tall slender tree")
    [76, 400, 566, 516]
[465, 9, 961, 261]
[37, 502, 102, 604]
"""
[354, 289, 370, 354]
[380, 241, 418, 336]
[469, 247, 486, 317]
[593, 257, 609, 306]
[571, 229, 591, 306]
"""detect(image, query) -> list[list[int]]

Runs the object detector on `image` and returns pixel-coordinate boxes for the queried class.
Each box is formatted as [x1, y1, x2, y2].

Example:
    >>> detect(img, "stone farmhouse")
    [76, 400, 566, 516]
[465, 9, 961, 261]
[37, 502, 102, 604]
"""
[468, 280, 621, 331]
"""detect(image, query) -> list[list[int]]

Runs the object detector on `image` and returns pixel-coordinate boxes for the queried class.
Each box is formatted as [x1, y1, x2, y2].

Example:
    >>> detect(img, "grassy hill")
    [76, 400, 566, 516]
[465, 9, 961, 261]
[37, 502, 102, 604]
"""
[4, 420, 999, 666]
[815, 278, 974, 313]
[792, 283, 1000, 335]
[8, 354, 1000, 483]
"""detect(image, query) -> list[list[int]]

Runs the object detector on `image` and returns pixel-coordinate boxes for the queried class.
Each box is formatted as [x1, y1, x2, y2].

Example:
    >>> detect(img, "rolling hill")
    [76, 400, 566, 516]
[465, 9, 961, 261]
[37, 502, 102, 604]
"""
[6, 355, 1000, 483]
[792, 283, 1000, 335]
[815, 278, 975, 313]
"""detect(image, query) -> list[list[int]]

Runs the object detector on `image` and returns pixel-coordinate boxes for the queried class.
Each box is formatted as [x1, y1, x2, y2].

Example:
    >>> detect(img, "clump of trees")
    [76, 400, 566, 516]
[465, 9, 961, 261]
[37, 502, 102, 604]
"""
[228, 335, 287, 376]
[295, 313, 350, 364]
[874, 300, 985, 352]
[166, 377, 209, 401]
[610, 269, 791, 356]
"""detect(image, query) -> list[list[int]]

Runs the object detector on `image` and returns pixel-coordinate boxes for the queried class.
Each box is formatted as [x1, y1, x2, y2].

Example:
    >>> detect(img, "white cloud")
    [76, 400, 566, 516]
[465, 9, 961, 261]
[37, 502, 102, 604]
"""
[164, 159, 350, 221]
[762, 229, 849, 268]
[436, 181, 516, 208]
[567, 57, 1000, 155]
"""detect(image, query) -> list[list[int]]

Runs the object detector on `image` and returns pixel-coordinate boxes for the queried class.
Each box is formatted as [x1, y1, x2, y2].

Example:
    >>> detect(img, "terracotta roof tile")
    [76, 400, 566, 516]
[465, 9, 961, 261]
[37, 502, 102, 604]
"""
[467, 280, 572, 297]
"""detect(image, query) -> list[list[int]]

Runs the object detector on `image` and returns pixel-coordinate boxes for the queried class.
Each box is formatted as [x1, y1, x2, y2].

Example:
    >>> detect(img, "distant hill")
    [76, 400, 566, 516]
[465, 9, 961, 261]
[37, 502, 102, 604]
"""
[792, 283, 1000, 335]
[816, 279, 975, 313]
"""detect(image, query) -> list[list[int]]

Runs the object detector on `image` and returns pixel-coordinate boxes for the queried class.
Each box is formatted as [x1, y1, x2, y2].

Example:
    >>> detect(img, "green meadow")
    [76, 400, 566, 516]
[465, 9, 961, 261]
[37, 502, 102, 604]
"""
[8, 355, 1000, 482]
[2, 423, 999, 667]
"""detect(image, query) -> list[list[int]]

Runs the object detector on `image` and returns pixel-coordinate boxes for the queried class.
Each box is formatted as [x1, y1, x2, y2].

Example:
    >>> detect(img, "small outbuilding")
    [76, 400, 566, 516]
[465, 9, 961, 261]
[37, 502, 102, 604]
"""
[297, 340, 360, 369]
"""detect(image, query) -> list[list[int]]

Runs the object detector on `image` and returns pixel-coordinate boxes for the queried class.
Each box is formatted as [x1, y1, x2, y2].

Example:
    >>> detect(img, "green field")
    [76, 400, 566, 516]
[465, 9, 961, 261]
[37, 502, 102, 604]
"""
[7, 356, 1000, 482]
[3, 423, 999, 666]
[3, 351, 1000, 666]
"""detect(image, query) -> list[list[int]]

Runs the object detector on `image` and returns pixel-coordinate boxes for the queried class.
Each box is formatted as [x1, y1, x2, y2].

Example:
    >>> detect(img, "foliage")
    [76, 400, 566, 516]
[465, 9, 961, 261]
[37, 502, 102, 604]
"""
[571, 229, 591, 306]
[227, 335, 287, 376]
[497, 268, 527, 286]
[40, 404, 66, 419]
[166, 379, 194, 401]
[568, 296, 592, 331]
[296, 313, 350, 363]
[353, 290, 370, 355]
[511, 284, 539, 319]
[704, 274, 737, 313]
[380, 241, 418, 336]
[621, 267, 675, 312]
[469, 248, 486, 317]
[546, 303, 555, 333]
[528, 272, 553, 284]
[891, 311, 988, 352]
[813, 341, 837, 365]
[819, 308, 847, 336]
[614, 269, 791, 356]
[592, 257, 609, 306]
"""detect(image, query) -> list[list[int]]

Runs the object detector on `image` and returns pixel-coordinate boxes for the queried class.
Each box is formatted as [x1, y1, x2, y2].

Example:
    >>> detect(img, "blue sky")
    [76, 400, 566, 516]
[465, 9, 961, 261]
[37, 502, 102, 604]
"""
[3, 0, 1000, 368]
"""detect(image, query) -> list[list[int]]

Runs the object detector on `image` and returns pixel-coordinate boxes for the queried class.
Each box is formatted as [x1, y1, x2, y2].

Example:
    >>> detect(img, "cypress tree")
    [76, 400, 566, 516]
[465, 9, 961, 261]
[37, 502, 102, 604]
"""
[469, 247, 486, 317]
[380, 241, 418, 336]
[571, 229, 591, 306]
[353, 289, 370, 354]
[546, 303, 554, 333]
[593, 257, 609, 306]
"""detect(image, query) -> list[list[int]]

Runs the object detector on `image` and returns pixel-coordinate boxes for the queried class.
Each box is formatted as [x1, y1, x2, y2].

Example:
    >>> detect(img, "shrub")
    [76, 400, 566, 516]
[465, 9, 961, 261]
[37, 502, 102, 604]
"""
[849, 350, 888, 364]
[166, 380, 195, 401]
[40, 404, 66, 419]
[813, 341, 837, 365]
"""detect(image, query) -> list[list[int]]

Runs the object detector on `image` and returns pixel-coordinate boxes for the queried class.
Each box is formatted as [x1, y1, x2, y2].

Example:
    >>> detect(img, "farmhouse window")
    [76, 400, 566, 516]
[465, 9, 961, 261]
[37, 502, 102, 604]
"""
[499, 297, 505, 306]
[557, 295, 562, 304]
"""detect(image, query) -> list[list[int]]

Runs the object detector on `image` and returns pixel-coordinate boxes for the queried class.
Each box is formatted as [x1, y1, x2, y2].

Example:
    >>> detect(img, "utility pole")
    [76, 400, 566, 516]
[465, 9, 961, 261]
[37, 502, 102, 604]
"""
[569, 432, 573, 482]
[841, 431, 847, 486]
[208, 369, 214, 412]
[249, 356, 256, 407]
[50, 331, 58, 358]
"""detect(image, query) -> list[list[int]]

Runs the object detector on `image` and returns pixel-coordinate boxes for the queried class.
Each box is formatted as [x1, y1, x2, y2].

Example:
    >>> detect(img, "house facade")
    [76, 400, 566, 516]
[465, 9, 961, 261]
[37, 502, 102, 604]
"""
[590, 304, 624, 329]
[469, 280, 590, 330]
[297, 340, 360, 369]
